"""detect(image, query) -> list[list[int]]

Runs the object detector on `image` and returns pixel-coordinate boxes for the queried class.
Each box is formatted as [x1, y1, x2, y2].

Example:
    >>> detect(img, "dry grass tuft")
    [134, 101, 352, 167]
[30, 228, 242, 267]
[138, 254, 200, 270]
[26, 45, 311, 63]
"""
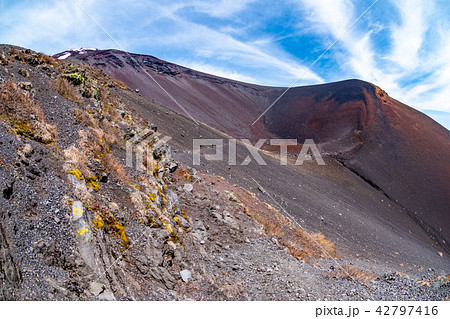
[37, 53, 57, 66]
[0, 53, 9, 66]
[131, 191, 147, 212]
[79, 129, 104, 160]
[0, 81, 44, 121]
[52, 76, 82, 104]
[99, 119, 121, 146]
[63, 145, 93, 177]
[104, 152, 127, 182]
[103, 103, 122, 123]
[327, 265, 378, 284]
[74, 108, 96, 127]
[113, 79, 128, 89]
[74, 107, 122, 147]
[10, 48, 57, 67]
[77, 128, 127, 183]
[0, 81, 56, 143]
[33, 121, 57, 144]
[239, 191, 336, 261]
[18, 68, 29, 78]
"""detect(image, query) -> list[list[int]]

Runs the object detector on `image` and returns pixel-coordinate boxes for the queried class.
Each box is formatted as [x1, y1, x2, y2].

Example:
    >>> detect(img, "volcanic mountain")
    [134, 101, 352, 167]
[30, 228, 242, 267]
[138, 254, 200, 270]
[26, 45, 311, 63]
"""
[1, 45, 449, 300]
[56, 48, 450, 255]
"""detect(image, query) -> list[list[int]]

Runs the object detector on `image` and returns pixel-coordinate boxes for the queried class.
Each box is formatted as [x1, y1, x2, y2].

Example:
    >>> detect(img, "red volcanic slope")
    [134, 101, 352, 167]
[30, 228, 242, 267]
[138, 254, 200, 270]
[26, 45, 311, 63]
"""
[55, 49, 450, 251]
[56, 49, 279, 140]
[264, 81, 450, 250]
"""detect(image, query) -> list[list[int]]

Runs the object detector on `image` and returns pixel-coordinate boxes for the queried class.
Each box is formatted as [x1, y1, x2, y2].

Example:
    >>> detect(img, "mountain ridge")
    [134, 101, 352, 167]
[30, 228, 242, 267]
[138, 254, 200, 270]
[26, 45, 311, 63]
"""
[0, 44, 448, 300]
[55, 48, 450, 253]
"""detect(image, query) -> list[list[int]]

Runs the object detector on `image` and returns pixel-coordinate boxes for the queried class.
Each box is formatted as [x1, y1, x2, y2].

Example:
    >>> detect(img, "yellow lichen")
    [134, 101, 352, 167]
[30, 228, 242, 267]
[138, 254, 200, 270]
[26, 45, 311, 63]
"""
[86, 176, 100, 191]
[77, 227, 90, 236]
[112, 220, 130, 246]
[12, 120, 34, 137]
[158, 215, 182, 245]
[168, 230, 181, 244]
[153, 164, 159, 176]
[92, 214, 104, 229]
[67, 169, 84, 180]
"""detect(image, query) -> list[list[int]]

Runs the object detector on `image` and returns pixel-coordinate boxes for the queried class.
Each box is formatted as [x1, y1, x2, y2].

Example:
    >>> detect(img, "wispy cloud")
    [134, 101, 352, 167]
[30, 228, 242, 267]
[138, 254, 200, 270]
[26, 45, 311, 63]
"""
[135, 1, 323, 84]
[177, 62, 258, 83]
[300, 0, 355, 36]
[388, 0, 430, 70]
[186, 0, 258, 18]
[0, 0, 322, 85]
[296, 0, 450, 116]
[0, 0, 116, 53]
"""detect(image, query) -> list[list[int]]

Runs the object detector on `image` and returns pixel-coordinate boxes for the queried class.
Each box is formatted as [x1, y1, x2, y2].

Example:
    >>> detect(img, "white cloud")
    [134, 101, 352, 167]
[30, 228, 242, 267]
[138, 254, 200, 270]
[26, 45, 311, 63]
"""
[385, 1, 450, 112]
[300, 0, 354, 37]
[0, 0, 116, 54]
[178, 62, 258, 83]
[388, 0, 430, 69]
[1, 0, 448, 119]
[188, 0, 258, 18]
[0, 0, 322, 85]
[297, 0, 450, 115]
[138, 1, 324, 84]
[298, 0, 387, 85]
[405, 36, 450, 112]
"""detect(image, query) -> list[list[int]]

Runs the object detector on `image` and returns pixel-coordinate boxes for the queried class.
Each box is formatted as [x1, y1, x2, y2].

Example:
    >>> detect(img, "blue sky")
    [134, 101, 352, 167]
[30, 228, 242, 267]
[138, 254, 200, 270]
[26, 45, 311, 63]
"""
[1, 0, 449, 129]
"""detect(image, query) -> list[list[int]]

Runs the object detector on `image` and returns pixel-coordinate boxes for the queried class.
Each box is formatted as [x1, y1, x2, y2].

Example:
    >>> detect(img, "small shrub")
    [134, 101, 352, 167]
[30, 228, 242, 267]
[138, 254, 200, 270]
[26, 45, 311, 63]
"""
[0, 81, 56, 144]
[63, 145, 93, 177]
[327, 265, 378, 284]
[18, 68, 29, 78]
[10, 49, 57, 67]
[53, 76, 82, 104]
[0, 81, 43, 120]
[240, 190, 336, 261]
[65, 73, 84, 86]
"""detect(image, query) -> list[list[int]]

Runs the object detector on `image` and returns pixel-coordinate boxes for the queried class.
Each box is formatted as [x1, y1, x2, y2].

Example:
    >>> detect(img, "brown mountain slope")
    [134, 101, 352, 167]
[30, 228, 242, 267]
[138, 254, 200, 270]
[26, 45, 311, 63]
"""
[55, 49, 276, 139]
[55, 49, 450, 254]
[263, 80, 450, 251]
[1, 44, 448, 301]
